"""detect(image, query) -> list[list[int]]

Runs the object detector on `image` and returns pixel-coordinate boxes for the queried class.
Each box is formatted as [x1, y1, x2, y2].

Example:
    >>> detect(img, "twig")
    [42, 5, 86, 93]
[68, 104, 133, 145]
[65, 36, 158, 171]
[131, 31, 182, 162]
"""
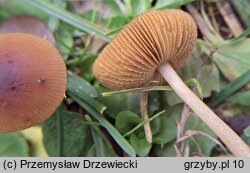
[178, 129, 229, 155]
[190, 136, 203, 156]
[216, 0, 243, 36]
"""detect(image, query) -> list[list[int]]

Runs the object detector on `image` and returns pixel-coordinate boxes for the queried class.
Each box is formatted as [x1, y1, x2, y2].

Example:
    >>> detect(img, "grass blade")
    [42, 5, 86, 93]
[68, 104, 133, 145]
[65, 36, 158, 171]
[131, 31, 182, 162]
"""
[56, 107, 64, 157]
[102, 79, 200, 97]
[102, 86, 172, 97]
[105, 24, 126, 36]
[91, 128, 105, 157]
[154, 0, 195, 10]
[28, 0, 111, 42]
[68, 92, 136, 156]
[123, 110, 166, 138]
[209, 69, 250, 107]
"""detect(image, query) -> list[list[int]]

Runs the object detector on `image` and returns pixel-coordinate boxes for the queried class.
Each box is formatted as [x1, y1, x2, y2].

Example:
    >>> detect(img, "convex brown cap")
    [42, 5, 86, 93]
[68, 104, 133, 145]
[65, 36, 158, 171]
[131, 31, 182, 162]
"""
[0, 33, 66, 133]
[93, 9, 197, 90]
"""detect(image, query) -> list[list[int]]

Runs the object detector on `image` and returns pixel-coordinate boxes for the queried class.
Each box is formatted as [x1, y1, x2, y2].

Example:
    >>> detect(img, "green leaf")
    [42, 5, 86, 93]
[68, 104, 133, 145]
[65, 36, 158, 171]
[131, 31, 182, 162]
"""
[80, 10, 107, 26]
[196, 65, 220, 97]
[148, 91, 161, 115]
[56, 29, 74, 61]
[241, 133, 250, 145]
[102, 0, 123, 14]
[186, 78, 203, 99]
[67, 71, 97, 98]
[91, 128, 105, 157]
[86, 115, 118, 157]
[184, 115, 217, 156]
[243, 126, 250, 137]
[105, 24, 126, 36]
[80, 55, 97, 82]
[209, 69, 250, 107]
[153, 116, 177, 145]
[115, 111, 141, 134]
[181, 54, 220, 98]
[99, 88, 161, 118]
[151, 117, 161, 135]
[153, 140, 176, 157]
[67, 71, 107, 114]
[126, 0, 152, 16]
[68, 92, 136, 157]
[211, 39, 250, 81]
[86, 143, 118, 157]
[164, 90, 183, 106]
[43, 108, 93, 157]
[0, 132, 28, 156]
[100, 92, 140, 118]
[219, 104, 250, 117]
[123, 110, 166, 137]
[108, 15, 130, 29]
[29, 0, 111, 42]
[227, 91, 250, 106]
[130, 133, 152, 156]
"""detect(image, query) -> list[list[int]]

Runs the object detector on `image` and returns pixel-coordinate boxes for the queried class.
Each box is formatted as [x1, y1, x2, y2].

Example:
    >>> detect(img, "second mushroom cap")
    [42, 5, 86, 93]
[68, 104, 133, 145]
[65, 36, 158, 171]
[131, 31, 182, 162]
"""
[0, 33, 66, 133]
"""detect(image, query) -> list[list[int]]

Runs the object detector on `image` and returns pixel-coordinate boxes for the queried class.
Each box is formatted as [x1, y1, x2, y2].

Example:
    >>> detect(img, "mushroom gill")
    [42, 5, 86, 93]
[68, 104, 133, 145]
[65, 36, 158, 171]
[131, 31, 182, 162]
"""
[93, 9, 197, 90]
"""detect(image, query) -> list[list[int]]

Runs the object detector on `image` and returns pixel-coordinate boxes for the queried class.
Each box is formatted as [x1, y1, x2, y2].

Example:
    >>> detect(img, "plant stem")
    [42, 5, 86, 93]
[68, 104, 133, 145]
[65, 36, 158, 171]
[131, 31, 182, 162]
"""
[140, 92, 152, 143]
[158, 62, 250, 157]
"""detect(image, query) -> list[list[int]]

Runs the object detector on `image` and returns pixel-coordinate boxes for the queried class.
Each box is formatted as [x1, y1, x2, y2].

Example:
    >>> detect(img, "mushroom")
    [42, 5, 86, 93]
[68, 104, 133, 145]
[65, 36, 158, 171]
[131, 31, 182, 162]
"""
[93, 9, 250, 156]
[0, 33, 66, 133]
[0, 15, 55, 44]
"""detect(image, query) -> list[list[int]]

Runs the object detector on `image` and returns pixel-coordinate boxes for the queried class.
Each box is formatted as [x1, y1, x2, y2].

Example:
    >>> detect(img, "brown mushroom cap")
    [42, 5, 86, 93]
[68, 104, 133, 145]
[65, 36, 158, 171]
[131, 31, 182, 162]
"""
[0, 33, 66, 133]
[93, 9, 197, 90]
[0, 15, 55, 44]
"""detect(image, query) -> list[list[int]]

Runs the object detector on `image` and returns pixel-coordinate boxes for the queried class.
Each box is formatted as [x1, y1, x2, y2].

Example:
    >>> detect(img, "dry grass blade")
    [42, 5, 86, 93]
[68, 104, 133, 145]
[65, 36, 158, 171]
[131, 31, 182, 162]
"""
[184, 143, 190, 157]
[101, 85, 172, 97]
[216, 0, 243, 36]
[174, 144, 183, 157]
[185, 130, 229, 155]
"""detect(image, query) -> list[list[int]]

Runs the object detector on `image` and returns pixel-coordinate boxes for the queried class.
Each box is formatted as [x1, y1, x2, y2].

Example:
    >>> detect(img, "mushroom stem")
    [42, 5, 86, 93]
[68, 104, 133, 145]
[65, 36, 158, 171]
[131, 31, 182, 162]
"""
[140, 92, 152, 143]
[158, 62, 250, 157]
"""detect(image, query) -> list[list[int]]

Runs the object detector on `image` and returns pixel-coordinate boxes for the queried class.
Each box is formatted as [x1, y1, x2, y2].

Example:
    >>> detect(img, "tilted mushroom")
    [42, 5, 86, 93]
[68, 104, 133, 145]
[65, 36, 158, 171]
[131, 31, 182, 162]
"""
[93, 9, 250, 156]
[0, 33, 66, 133]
